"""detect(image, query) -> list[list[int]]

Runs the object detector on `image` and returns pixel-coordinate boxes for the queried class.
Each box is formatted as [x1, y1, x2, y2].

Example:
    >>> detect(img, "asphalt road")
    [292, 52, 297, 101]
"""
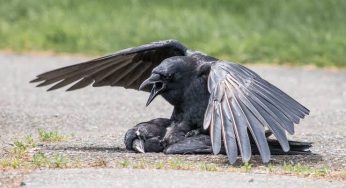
[22, 169, 346, 188]
[0, 53, 346, 187]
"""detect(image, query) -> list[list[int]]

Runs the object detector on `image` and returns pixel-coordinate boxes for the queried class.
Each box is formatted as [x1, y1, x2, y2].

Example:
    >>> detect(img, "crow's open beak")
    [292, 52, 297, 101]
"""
[139, 74, 166, 106]
[132, 139, 145, 153]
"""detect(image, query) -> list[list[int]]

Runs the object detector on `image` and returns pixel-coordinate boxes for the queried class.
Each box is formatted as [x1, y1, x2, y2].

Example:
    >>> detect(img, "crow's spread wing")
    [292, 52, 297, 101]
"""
[203, 61, 309, 164]
[31, 40, 187, 91]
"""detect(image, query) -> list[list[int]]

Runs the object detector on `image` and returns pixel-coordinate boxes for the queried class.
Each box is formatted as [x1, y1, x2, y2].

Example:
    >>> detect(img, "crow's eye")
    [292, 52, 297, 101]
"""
[162, 74, 173, 81]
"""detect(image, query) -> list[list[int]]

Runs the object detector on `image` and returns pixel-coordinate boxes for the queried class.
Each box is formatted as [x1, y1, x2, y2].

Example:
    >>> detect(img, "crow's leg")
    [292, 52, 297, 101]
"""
[124, 118, 171, 153]
[161, 121, 193, 147]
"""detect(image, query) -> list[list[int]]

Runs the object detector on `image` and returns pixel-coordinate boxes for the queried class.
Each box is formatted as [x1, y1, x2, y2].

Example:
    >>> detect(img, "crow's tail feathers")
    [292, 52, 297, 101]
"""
[266, 139, 312, 155]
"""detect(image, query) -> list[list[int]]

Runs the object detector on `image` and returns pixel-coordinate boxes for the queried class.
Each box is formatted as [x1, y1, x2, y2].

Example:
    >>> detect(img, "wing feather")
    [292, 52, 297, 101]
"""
[31, 40, 187, 91]
[64, 58, 133, 91]
[110, 61, 143, 86]
[253, 80, 309, 117]
[205, 61, 309, 164]
[228, 89, 252, 162]
[238, 100, 270, 163]
[224, 81, 271, 162]
[251, 84, 301, 123]
[221, 92, 238, 164]
[91, 61, 132, 87]
[211, 101, 222, 154]
[38, 56, 124, 86]
[203, 97, 213, 130]
[252, 91, 294, 133]
[224, 80, 274, 160]
[124, 61, 152, 88]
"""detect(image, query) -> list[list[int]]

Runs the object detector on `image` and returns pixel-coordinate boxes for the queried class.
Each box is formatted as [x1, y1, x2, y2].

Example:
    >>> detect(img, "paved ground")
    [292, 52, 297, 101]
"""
[22, 169, 346, 188]
[0, 53, 346, 187]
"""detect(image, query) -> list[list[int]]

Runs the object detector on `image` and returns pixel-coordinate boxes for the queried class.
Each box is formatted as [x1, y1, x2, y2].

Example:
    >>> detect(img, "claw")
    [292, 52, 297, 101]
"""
[132, 139, 145, 153]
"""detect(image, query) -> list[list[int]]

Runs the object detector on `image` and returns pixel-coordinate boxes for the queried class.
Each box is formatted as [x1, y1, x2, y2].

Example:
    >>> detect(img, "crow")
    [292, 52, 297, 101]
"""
[31, 40, 311, 164]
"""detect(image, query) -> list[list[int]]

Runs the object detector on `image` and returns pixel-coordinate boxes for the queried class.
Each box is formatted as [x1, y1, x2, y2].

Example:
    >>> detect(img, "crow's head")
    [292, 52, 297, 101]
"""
[139, 56, 198, 106]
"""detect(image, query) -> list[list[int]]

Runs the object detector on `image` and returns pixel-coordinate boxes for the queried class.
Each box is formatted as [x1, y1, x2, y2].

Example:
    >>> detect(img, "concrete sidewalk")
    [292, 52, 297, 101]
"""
[0, 53, 345, 187]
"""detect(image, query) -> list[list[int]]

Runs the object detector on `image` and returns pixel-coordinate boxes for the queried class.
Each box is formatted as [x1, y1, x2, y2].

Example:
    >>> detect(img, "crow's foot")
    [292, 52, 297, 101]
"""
[161, 121, 192, 148]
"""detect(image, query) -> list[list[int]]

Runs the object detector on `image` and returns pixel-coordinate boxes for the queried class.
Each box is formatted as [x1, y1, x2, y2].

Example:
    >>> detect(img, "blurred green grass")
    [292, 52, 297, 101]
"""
[0, 0, 345, 67]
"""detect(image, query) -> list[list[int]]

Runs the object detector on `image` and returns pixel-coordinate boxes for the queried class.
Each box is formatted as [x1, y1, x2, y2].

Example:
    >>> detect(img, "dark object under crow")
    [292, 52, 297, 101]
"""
[31, 40, 311, 164]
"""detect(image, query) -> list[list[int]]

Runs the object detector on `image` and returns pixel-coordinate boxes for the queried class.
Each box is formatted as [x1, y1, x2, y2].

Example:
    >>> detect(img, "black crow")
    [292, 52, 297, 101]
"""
[31, 40, 310, 164]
